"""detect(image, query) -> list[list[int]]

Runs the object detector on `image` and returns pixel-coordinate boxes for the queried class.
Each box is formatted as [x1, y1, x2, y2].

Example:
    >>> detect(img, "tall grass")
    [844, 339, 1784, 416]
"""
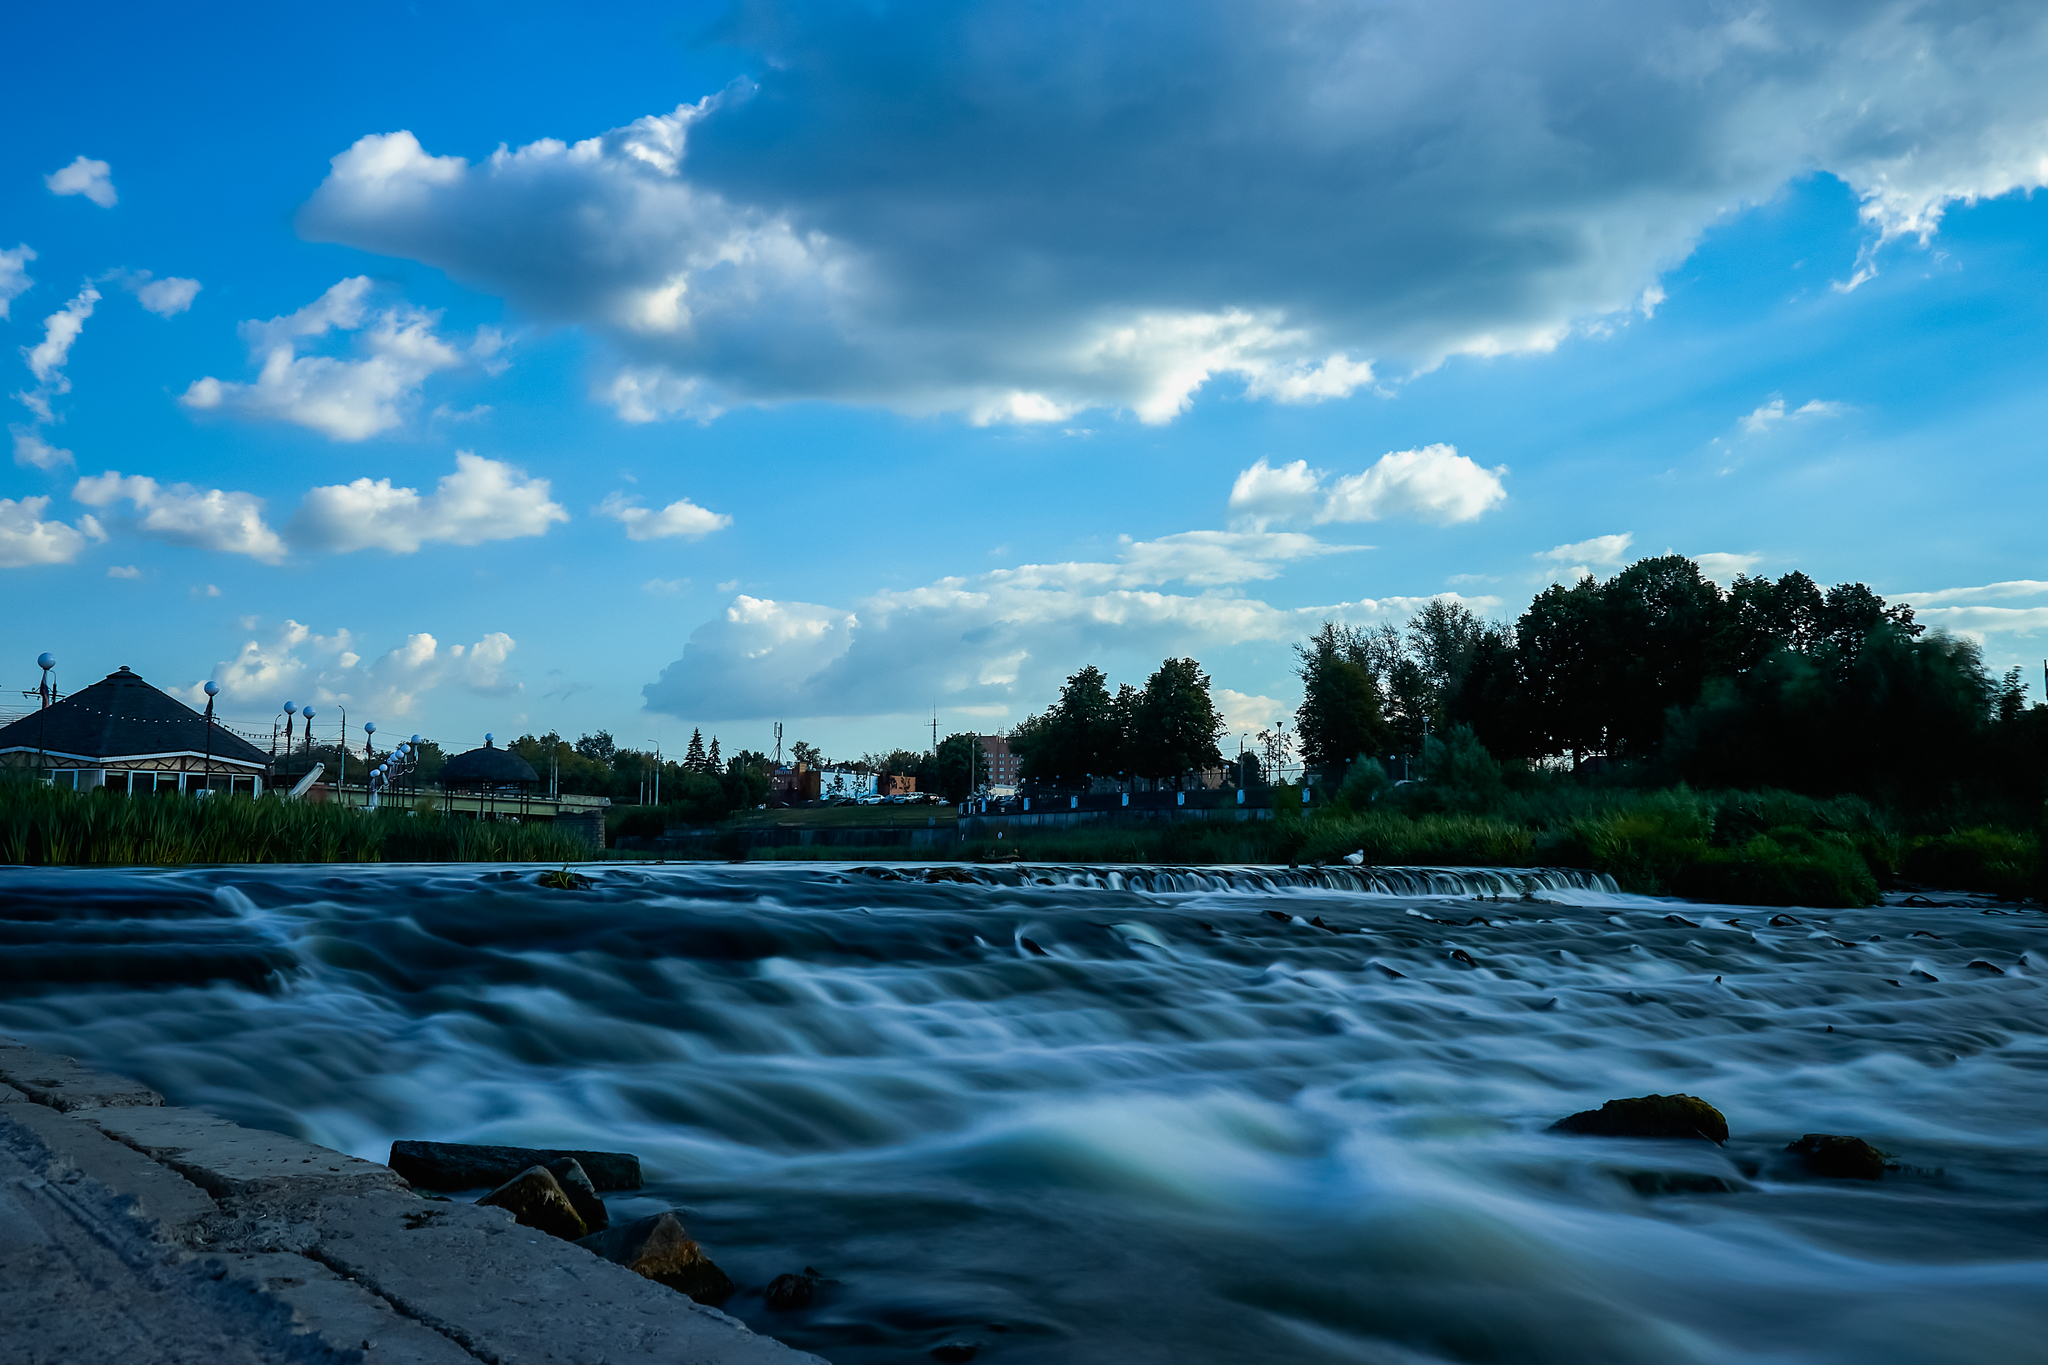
[0, 782, 590, 866]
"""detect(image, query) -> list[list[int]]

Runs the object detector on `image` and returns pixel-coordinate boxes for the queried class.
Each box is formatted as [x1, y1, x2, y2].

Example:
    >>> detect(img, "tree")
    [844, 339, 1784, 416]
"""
[790, 740, 822, 769]
[1602, 554, 1723, 755]
[707, 736, 721, 770]
[930, 732, 983, 801]
[574, 731, 616, 764]
[1515, 578, 1611, 766]
[1133, 657, 1224, 781]
[683, 728, 708, 772]
[1294, 622, 1388, 777]
[1017, 665, 1122, 788]
[1407, 598, 1487, 715]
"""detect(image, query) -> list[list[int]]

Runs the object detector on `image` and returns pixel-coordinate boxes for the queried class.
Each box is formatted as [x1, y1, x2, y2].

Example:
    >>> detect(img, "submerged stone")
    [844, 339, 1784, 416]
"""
[577, 1211, 735, 1305]
[1551, 1094, 1729, 1144]
[764, 1269, 821, 1311]
[388, 1139, 642, 1192]
[1787, 1133, 1887, 1180]
[542, 1157, 608, 1233]
[478, 1165, 588, 1241]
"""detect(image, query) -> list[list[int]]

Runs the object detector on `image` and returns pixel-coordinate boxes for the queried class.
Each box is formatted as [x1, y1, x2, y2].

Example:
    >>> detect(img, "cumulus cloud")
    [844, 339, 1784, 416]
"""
[1740, 397, 1849, 435]
[288, 451, 568, 553]
[1694, 551, 1764, 583]
[180, 277, 489, 440]
[644, 530, 1487, 720]
[299, 2, 2048, 424]
[133, 275, 202, 317]
[72, 470, 286, 562]
[0, 496, 103, 568]
[45, 156, 116, 208]
[1541, 533, 1635, 568]
[15, 285, 99, 421]
[598, 490, 732, 540]
[12, 427, 73, 470]
[106, 564, 141, 579]
[206, 619, 524, 717]
[1230, 447, 1507, 530]
[0, 245, 33, 320]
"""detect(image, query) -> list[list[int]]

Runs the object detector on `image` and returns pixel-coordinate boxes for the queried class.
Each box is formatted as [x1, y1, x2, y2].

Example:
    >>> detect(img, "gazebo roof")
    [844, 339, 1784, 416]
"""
[441, 739, 539, 787]
[0, 667, 269, 770]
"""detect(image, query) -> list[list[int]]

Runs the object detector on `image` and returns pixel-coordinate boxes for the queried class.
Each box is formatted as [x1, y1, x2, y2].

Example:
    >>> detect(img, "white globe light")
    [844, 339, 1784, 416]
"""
[204, 681, 219, 696]
[304, 707, 316, 719]
[485, 732, 494, 744]
[365, 721, 377, 734]
[285, 701, 297, 714]
[37, 653, 55, 670]
[409, 734, 420, 745]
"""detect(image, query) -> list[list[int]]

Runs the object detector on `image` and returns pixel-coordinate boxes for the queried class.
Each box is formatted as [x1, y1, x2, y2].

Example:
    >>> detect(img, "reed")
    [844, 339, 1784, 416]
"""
[0, 781, 590, 866]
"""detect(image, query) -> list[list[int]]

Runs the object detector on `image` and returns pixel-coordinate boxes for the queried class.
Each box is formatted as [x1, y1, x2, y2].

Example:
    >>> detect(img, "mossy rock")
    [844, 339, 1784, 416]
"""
[1551, 1093, 1728, 1144]
[1786, 1133, 1887, 1180]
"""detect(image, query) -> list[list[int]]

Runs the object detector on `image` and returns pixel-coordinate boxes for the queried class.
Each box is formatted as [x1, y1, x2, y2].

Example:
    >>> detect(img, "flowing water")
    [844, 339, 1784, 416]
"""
[3, 862, 2045, 1364]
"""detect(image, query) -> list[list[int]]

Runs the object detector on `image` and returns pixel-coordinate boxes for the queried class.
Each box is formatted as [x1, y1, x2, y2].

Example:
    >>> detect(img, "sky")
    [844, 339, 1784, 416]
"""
[5, 0, 2048, 763]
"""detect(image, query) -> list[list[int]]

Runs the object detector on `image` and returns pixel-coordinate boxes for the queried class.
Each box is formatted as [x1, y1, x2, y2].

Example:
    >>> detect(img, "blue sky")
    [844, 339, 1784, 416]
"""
[5, 0, 2048, 762]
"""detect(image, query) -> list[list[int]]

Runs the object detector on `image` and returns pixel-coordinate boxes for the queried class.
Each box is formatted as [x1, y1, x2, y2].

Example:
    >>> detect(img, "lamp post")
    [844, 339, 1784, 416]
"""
[301, 706, 316, 777]
[363, 721, 377, 811]
[202, 681, 219, 797]
[35, 653, 54, 784]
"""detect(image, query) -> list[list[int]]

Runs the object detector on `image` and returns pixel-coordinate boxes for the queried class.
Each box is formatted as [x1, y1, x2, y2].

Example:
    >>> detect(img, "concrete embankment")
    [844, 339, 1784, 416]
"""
[0, 1037, 821, 1365]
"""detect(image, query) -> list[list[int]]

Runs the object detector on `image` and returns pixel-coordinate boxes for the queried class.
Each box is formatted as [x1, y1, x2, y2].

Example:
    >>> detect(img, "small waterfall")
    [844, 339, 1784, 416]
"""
[854, 862, 1618, 897]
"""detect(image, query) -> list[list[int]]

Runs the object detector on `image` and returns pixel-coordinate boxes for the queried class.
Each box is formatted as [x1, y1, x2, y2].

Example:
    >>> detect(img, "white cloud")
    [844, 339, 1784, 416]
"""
[45, 156, 116, 208]
[1693, 551, 1764, 583]
[206, 619, 524, 718]
[297, 4, 2048, 423]
[134, 276, 202, 317]
[0, 245, 34, 320]
[643, 577, 689, 595]
[1229, 446, 1507, 530]
[199, 584, 222, 598]
[644, 529, 1490, 721]
[288, 451, 568, 553]
[1214, 688, 1290, 735]
[0, 496, 103, 568]
[598, 491, 732, 541]
[180, 277, 485, 440]
[1901, 580, 2048, 607]
[12, 427, 73, 470]
[1540, 533, 1634, 567]
[16, 285, 100, 421]
[1740, 397, 1849, 435]
[106, 564, 141, 579]
[72, 470, 286, 562]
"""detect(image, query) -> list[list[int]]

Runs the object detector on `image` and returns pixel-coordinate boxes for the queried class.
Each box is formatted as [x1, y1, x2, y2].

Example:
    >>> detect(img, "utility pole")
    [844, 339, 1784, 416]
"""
[774, 721, 783, 766]
[930, 704, 938, 759]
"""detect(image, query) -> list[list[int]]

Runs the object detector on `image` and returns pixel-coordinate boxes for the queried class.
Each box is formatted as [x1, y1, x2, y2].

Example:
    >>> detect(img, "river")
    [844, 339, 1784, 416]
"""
[2, 862, 2043, 1363]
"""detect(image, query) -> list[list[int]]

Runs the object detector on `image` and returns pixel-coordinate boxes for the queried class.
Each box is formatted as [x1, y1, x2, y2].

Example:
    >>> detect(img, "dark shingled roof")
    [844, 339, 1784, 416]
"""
[441, 741, 540, 787]
[0, 667, 270, 769]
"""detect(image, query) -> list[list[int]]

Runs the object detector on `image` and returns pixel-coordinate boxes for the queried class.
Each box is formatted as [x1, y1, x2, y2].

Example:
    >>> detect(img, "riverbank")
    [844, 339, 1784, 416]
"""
[0, 1035, 816, 1365]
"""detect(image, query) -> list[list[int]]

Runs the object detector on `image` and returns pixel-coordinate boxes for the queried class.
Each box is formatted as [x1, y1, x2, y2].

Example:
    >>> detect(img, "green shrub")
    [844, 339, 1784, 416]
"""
[1903, 826, 2037, 900]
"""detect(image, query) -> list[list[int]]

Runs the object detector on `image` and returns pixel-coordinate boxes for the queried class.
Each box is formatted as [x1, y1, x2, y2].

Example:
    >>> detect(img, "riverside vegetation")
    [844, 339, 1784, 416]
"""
[0, 781, 590, 865]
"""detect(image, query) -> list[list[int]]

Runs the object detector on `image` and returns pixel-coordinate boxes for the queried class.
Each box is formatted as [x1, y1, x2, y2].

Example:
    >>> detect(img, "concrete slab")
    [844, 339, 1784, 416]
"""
[207, 1252, 482, 1365]
[0, 1041, 164, 1112]
[0, 1101, 218, 1236]
[86, 1105, 410, 1203]
[315, 1193, 826, 1365]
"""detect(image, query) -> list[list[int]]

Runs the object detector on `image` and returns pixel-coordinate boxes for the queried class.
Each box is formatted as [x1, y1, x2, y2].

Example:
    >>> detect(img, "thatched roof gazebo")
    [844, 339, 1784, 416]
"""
[439, 733, 539, 818]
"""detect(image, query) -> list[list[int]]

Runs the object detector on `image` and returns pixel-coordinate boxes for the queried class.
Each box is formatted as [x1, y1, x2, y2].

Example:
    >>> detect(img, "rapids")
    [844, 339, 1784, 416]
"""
[2, 862, 2044, 1363]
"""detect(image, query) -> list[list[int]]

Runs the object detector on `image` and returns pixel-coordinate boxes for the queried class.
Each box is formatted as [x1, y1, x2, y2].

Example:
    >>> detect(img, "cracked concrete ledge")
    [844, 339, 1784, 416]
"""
[0, 1039, 825, 1365]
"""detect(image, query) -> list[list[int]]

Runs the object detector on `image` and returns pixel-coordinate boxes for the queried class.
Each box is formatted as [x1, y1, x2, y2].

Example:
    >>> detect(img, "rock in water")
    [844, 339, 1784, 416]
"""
[1550, 1094, 1729, 1144]
[388, 1139, 642, 1191]
[478, 1165, 588, 1241]
[764, 1271, 819, 1311]
[1787, 1133, 1887, 1180]
[543, 1157, 608, 1233]
[577, 1212, 736, 1305]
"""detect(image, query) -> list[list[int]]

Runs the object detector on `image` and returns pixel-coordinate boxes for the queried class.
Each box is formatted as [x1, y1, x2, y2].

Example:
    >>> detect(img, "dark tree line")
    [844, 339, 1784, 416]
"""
[1010, 658, 1226, 790]
[1294, 555, 2047, 809]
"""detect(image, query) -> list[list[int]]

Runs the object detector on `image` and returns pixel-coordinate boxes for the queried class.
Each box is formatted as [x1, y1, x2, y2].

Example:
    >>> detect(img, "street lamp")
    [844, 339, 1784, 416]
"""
[35, 653, 54, 784]
[301, 706, 316, 775]
[202, 681, 219, 797]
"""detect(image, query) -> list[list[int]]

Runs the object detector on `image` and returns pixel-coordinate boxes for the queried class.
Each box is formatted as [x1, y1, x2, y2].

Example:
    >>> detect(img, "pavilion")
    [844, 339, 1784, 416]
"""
[0, 666, 271, 795]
